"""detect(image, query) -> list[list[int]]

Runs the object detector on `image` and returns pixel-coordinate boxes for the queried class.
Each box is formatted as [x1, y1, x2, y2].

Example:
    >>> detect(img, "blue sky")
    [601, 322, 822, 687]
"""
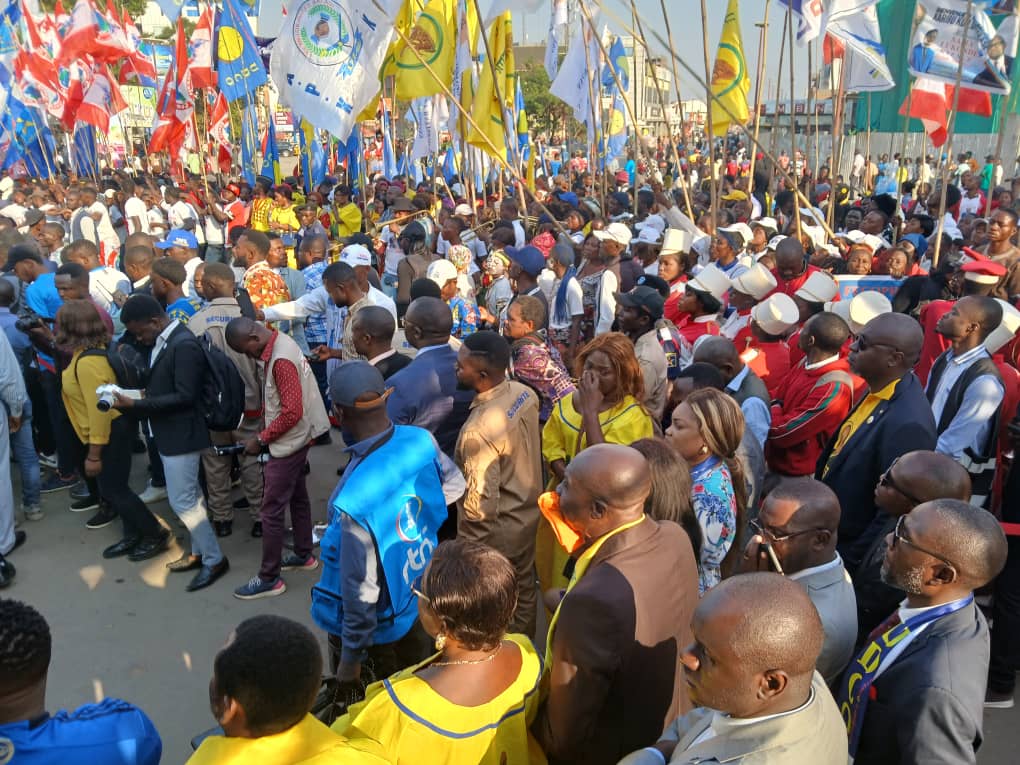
[254, 0, 801, 101]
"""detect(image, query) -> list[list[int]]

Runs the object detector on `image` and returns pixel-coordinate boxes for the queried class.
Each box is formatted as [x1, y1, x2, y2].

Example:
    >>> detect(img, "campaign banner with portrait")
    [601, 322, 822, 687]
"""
[908, 0, 1019, 94]
[834, 275, 905, 301]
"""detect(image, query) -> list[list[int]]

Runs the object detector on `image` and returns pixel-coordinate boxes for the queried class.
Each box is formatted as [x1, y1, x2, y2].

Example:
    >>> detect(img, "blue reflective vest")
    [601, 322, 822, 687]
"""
[311, 425, 447, 645]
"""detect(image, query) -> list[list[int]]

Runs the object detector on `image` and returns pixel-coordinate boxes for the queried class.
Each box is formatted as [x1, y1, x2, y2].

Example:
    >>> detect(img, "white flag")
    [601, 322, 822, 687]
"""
[270, 0, 396, 140]
[549, 19, 602, 125]
[409, 95, 440, 160]
[827, 1, 893, 92]
[544, 0, 567, 80]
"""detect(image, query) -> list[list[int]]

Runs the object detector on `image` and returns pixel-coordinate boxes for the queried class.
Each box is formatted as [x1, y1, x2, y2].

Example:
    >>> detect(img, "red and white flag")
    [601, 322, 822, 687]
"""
[900, 77, 994, 147]
[54, 0, 97, 68]
[188, 5, 215, 90]
[208, 91, 233, 172]
[77, 64, 127, 133]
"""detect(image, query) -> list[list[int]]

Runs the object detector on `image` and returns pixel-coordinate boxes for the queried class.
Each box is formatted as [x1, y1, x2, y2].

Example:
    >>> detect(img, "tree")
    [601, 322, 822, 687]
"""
[518, 63, 581, 145]
[39, 0, 150, 18]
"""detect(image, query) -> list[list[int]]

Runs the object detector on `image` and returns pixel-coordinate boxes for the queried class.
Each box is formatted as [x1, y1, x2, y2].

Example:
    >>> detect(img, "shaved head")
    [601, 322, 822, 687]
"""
[867, 312, 924, 363]
[569, 443, 651, 511]
[913, 499, 1007, 588]
[767, 477, 841, 532]
[352, 305, 397, 342]
[894, 451, 971, 506]
[692, 336, 741, 371]
[406, 296, 453, 336]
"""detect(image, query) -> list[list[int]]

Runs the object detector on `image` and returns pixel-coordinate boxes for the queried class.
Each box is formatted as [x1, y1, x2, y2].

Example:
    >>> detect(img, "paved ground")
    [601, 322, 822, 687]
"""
[5, 442, 1020, 763]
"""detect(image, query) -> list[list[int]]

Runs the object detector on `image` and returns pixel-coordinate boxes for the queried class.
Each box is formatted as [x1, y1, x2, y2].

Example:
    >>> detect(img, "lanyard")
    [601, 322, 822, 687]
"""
[837, 595, 974, 758]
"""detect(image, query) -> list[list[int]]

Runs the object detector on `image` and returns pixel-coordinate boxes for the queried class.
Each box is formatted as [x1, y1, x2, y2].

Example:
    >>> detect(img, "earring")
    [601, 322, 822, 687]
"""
[434, 633, 447, 652]
[699, 445, 709, 455]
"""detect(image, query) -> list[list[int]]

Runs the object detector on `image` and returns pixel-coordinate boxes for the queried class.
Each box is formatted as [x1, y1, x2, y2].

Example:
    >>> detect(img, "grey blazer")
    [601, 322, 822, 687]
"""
[792, 555, 858, 685]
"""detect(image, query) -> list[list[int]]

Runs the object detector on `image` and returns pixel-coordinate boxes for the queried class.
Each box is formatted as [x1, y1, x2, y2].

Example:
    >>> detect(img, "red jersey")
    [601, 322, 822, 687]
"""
[768, 264, 822, 298]
[741, 341, 792, 399]
[916, 299, 954, 385]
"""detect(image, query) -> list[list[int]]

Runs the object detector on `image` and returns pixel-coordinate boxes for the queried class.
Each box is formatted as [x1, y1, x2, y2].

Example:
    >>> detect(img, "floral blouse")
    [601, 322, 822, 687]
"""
[690, 455, 737, 594]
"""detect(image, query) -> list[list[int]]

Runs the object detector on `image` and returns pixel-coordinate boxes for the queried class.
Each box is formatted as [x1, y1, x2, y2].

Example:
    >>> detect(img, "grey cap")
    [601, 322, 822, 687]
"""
[328, 360, 388, 408]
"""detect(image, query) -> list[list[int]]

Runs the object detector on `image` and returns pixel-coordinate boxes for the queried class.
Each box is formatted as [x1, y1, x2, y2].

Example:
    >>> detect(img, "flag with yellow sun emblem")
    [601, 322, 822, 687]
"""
[709, 0, 750, 136]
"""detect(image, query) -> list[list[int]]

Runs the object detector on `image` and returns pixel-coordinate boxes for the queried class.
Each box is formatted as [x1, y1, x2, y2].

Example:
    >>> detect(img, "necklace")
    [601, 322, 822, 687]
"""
[431, 643, 503, 667]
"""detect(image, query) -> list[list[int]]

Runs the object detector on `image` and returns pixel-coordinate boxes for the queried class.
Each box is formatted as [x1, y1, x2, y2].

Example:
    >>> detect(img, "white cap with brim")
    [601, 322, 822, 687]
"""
[752, 293, 799, 336]
[634, 227, 662, 245]
[660, 228, 693, 256]
[751, 217, 778, 236]
[986, 299, 1020, 354]
[688, 264, 732, 302]
[794, 270, 840, 303]
[826, 290, 891, 335]
[635, 214, 666, 234]
[426, 258, 459, 287]
[730, 262, 777, 300]
[766, 235, 786, 251]
[340, 244, 372, 268]
[453, 203, 473, 217]
[593, 221, 633, 246]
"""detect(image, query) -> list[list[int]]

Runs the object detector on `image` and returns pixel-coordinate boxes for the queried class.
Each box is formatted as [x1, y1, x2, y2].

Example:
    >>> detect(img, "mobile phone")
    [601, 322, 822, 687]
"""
[760, 542, 785, 575]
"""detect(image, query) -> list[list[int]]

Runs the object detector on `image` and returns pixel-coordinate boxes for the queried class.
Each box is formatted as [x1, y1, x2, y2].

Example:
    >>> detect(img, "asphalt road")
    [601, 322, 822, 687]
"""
[5, 443, 1019, 763]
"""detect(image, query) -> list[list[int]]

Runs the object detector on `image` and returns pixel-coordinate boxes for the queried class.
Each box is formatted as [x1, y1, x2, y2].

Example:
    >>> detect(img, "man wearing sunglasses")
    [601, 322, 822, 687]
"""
[816, 313, 937, 574]
[739, 478, 856, 685]
[853, 450, 972, 643]
[835, 499, 1007, 764]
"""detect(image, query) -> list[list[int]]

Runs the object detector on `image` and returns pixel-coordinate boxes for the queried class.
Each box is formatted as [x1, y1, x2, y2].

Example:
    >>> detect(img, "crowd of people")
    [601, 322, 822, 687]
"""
[0, 141, 1018, 764]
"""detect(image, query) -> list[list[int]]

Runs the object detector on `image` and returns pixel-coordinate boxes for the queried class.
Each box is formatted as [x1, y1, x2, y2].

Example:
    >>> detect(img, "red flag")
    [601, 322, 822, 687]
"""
[900, 78, 948, 146]
[173, 16, 194, 125]
[948, 86, 994, 118]
[77, 65, 126, 133]
[55, 0, 98, 68]
[149, 19, 189, 156]
[823, 34, 845, 66]
[188, 6, 216, 90]
[54, 0, 67, 17]
[209, 92, 231, 150]
[119, 9, 156, 85]
[60, 65, 90, 131]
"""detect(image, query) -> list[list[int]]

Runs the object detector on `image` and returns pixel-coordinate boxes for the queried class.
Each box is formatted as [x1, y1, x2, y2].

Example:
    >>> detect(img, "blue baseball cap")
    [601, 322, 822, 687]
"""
[156, 229, 198, 250]
[506, 245, 546, 276]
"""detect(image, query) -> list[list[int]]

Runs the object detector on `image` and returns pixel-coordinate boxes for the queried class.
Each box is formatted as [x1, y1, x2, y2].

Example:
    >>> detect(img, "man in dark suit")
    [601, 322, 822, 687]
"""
[114, 295, 228, 592]
[534, 444, 700, 765]
[350, 304, 410, 380]
[386, 297, 473, 457]
[836, 499, 1007, 763]
[816, 313, 937, 573]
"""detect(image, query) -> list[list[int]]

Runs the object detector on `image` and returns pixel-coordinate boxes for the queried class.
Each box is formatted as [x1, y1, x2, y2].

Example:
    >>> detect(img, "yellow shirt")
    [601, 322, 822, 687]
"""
[250, 197, 273, 232]
[61, 349, 119, 446]
[821, 377, 899, 477]
[335, 634, 546, 765]
[187, 714, 389, 765]
[337, 202, 363, 238]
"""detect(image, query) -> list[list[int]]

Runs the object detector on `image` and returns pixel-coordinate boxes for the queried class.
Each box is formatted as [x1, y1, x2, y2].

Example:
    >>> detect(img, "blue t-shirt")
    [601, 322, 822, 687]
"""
[0, 698, 162, 765]
[166, 296, 202, 324]
[24, 273, 62, 372]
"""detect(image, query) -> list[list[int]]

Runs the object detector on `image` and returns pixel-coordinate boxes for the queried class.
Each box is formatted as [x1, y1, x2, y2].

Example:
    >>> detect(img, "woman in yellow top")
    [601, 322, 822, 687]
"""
[335, 539, 546, 765]
[58, 300, 169, 560]
[538, 332, 655, 595]
[249, 178, 274, 232]
[269, 184, 301, 268]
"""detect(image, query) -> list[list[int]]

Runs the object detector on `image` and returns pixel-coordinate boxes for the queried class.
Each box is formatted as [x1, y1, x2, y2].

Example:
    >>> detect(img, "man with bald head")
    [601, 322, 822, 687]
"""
[928, 295, 1005, 507]
[817, 313, 938, 573]
[853, 450, 971, 642]
[769, 237, 822, 298]
[350, 305, 409, 379]
[619, 573, 847, 764]
[534, 443, 699, 765]
[836, 499, 1007, 764]
[740, 478, 857, 684]
[386, 297, 473, 457]
[692, 336, 770, 448]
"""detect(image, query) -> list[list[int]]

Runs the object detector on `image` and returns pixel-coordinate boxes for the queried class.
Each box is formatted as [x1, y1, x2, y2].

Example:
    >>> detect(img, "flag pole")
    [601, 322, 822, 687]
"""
[579, 18, 603, 192]
[786, 6, 801, 234]
[984, 101, 1008, 218]
[827, 54, 847, 231]
[749, 0, 771, 185]
[628, 0, 694, 221]
[657, 0, 695, 218]
[897, 83, 914, 208]
[865, 93, 873, 193]
[771, 6, 790, 165]
[932, 0, 974, 271]
[699, 0, 718, 227]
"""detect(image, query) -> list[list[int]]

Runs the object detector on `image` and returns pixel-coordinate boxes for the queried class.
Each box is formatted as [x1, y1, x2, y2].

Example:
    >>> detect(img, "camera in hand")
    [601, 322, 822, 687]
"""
[95, 384, 122, 412]
[212, 443, 247, 456]
[14, 307, 44, 333]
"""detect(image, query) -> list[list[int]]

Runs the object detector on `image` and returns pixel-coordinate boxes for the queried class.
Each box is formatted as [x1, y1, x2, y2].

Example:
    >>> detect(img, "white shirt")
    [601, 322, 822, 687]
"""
[124, 195, 149, 235]
[804, 353, 841, 371]
[87, 202, 120, 252]
[149, 319, 180, 367]
[927, 345, 1003, 461]
[787, 554, 843, 582]
[548, 276, 584, 330]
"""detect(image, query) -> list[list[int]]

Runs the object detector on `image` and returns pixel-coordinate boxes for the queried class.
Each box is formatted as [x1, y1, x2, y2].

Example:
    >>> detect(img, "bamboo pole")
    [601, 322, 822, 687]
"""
[700, 0, 717, 227]
[932, 0, 974, 270]
[827, 54, 847, 230]
[657, 0, 695, 218]
[787, 5, 801, 234]
[749, 0, 771, 184]
[771, 6, 790, 165]
[865, 93, 873, 193]
[984, 103, 1008, 218]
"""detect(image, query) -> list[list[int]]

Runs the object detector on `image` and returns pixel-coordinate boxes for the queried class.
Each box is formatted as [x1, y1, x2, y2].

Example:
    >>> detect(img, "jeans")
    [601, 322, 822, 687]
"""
[160, 450, 223, 567]
[10, 400, 40, 507]
[259, 445, 312, 580]
[0, 414, 14, 555]
[204, 245, 225, 264]
[39, 369, 78, 479]
[98, 417, 162, 540]
[380, 272, 399, 300]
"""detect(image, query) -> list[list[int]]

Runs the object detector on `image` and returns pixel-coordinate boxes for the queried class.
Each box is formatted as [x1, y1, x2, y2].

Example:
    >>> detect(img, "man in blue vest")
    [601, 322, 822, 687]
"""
[311, 361, 465, 704]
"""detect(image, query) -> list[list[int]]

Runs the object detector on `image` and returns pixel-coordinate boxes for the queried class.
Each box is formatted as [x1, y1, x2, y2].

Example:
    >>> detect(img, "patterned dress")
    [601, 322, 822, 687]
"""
[448, 295, 479, 339]
[509, 334, 576, 423]
[690, 455, 738, 594]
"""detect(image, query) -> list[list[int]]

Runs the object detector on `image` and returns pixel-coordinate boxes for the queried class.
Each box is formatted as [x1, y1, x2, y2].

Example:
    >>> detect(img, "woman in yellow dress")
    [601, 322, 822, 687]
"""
[538, 332, 655, 596]
[268, 184, 301, 268]
[334, 539, 546, 764]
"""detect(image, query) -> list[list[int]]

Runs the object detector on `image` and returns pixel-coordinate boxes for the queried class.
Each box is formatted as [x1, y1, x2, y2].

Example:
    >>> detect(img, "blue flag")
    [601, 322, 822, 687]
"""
[217, 0, 268, 102]
[342, 130, 361, 190]
[156, 0, 186, 24]
[606, 90, 627, 163]
[71, 125, 98, 178]
[240, 101, 258, 185]
[298, 118, 326, 193]
[263, 118, 282, 184]
[382, 105, 397, 179]
[602, 36, 629, 94]
[514, 75, 528, 155]
[442, 146, 456, 185]
[411, 154, 423, 187]
[2, 101, 55, 177]
[398, 148, 410, 178]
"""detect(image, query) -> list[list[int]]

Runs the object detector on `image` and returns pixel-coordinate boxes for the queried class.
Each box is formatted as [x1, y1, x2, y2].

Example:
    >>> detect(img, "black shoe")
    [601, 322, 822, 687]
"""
[70, 496, 100, 513]
[103, 536, 141, 559]
[251, 521, 262, 538]
[70, 480, 91, 501]
[167, 553, 202, 572]
[131, 437, 147, 454]
[313, 432, 332, 446]
[85, 506, 118, 530]
[233, 497, 250, 510]
[214, 520, 233, 538]
[186, 557, 229, 592]
[11, 530, 26, 553]
[128, 530, 172, 562]
[0, 558, 14, 588]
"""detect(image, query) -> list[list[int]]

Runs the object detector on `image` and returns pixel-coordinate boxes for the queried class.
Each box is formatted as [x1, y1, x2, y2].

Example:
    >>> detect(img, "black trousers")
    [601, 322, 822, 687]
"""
[990, 465, 1020, 693]
[327, 620, 432, 691]
[40, 369, 77, 479]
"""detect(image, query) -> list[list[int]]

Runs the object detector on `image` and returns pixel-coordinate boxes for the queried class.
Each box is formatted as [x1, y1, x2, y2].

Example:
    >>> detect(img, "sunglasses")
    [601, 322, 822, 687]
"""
[855, 334, 899, 352]
[748, 518, 824, 545]
[891, 515, 959, 578]
[879, 468, 923, 505]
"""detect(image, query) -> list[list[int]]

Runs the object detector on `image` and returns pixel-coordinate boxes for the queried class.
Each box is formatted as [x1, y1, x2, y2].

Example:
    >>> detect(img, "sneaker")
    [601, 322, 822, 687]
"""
[23, 505, 43, 522]
[85, 506, 118, 530]
[69, 496, 100, 513]
[986, 689, 1015, 709]
[0, 558, 14, 588]
[281, 553, 319, 571]
[233, 575, 286, 600]
[38, 453, 58, 470]
[139, 482, 168, 505]
[40, 474, 78, 494]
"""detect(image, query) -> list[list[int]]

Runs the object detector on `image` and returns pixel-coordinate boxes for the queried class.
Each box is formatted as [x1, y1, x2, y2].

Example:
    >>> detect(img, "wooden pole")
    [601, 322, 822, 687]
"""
[749, 1, 771, 184]
[700, 0, 717, 228]
[865, 93, 873, 193]
[771, 6, 790, 171]
[657, 0, 695, 217]
[984, 103, 1008, 218]
[827, 56, 847, 230]
[932, 0, 974, 270]
[786, 6, 801, 234]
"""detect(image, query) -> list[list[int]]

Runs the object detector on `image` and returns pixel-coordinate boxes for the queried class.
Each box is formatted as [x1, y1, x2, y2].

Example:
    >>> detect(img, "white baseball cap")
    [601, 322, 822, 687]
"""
[634, 227, 663, 245]
[340, 244, 372, 268]
[427, 258, 459, 287]
[454, 203, 473, 217]
[752, 293, 799, 336]
[593, 221, 633, 246]
[635, 214, 666, 235]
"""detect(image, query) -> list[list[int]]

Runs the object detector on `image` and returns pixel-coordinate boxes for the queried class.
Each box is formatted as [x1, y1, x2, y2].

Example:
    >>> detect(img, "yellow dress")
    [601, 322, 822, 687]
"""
[537, 394, 654, 595]
[187, 714, 389, 765]
[334, 634, 546, 765]
[269, 203, 301, 268]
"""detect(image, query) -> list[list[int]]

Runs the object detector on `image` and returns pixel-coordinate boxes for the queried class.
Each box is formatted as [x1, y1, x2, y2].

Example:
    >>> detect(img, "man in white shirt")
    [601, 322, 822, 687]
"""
[61, 239, 130, 318]
[122, 179, 150, 236]
[740, 478, 857, 685]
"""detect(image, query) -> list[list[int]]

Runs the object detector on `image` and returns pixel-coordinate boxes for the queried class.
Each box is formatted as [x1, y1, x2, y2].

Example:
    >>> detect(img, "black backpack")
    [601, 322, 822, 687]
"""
[196, 334, 246, 432]
[81, 341, 150, 389]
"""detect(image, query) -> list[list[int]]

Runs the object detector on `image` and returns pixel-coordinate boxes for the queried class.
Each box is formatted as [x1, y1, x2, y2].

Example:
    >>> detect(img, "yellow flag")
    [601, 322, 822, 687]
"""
[356, 0, 421, 122]
[710, 0, 750, 137]
[468, 11, 514, 158]
[394, 0, 457, 101]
